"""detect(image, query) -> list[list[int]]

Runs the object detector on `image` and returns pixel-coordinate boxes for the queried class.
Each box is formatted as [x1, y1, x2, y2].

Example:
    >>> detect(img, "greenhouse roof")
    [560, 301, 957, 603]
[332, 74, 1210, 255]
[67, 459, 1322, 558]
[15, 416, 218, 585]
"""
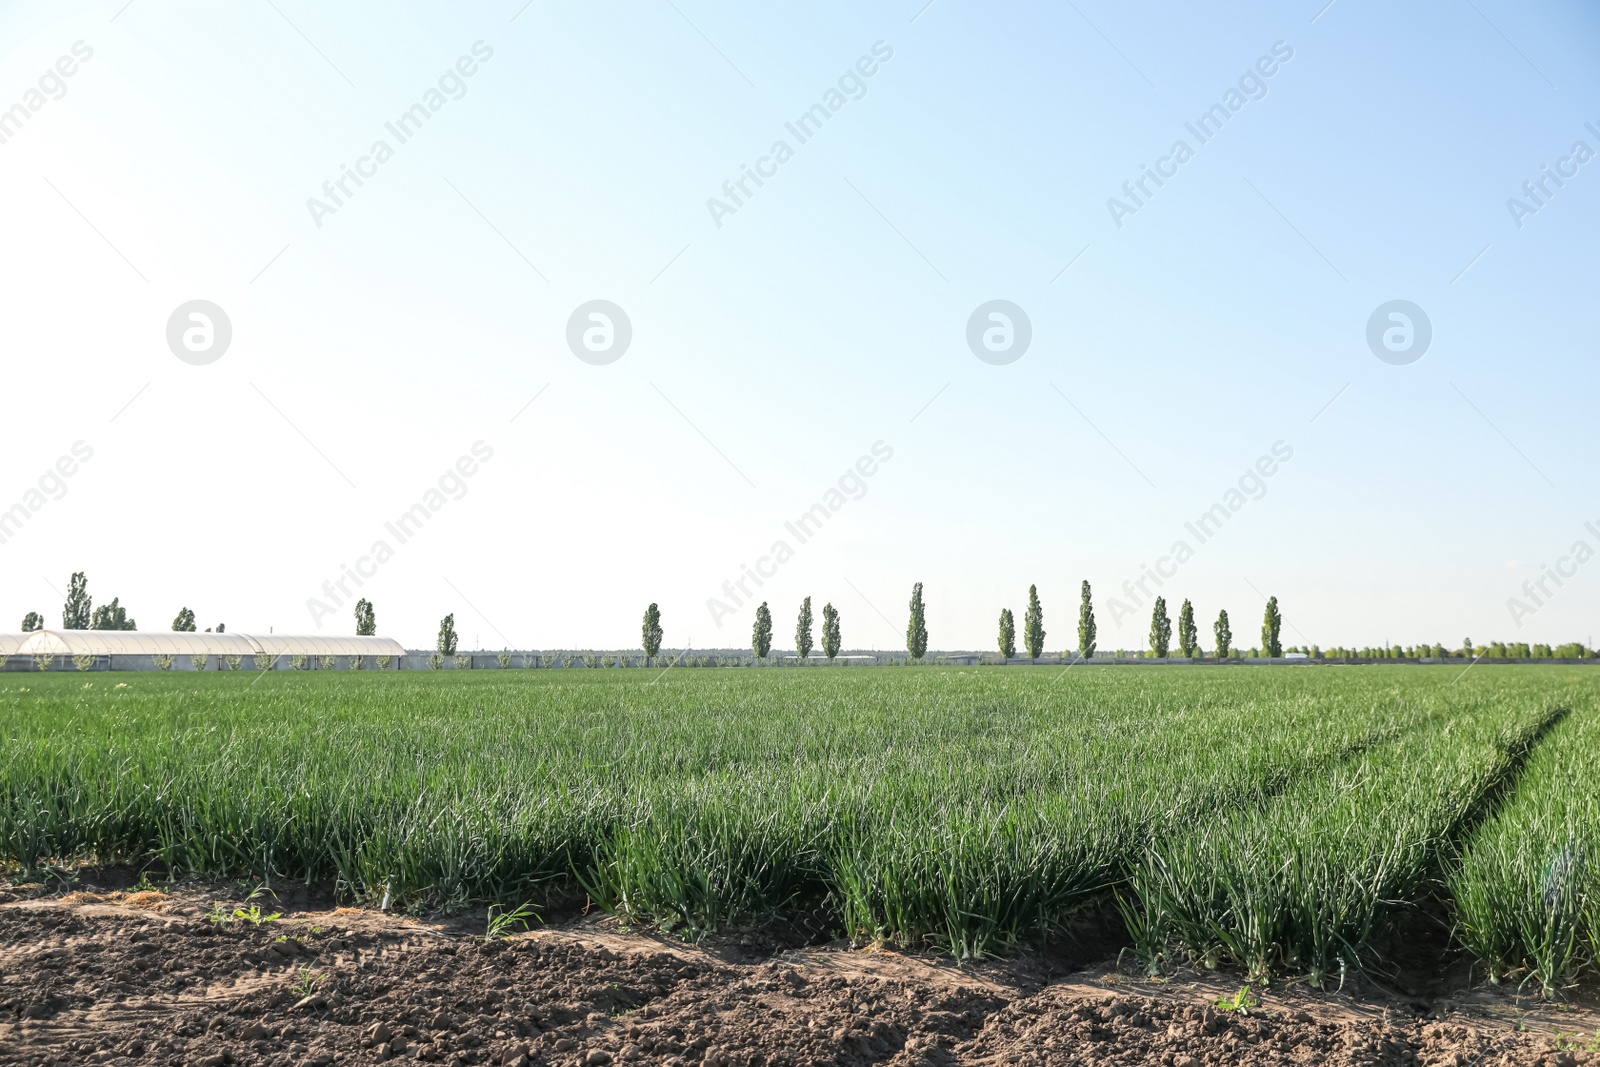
[0, 631, 406, 658]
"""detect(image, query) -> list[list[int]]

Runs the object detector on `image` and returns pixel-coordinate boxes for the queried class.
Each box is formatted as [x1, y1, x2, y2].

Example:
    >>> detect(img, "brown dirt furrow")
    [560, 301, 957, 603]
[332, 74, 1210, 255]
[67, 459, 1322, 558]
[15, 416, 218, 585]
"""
[0, 891, 1594, 1067]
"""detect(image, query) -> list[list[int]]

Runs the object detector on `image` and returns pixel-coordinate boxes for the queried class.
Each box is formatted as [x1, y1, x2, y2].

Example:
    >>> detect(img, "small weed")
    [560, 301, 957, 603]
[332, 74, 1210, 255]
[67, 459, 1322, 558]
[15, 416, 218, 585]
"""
[206, 903, 230, 925]
[479, 902, 540, 941]
[130, 872, 162, 895]
[233, 904, 282, 926]
[1216, 985, 1260, 1015]
[291, 969, 324, 997]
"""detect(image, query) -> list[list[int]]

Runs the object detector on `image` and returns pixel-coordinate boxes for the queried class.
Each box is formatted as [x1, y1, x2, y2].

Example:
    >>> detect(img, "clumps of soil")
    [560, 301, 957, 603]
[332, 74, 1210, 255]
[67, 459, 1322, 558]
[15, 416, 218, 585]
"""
[0, 883, 1592, 1067]
[957, 988, 1573, 1066]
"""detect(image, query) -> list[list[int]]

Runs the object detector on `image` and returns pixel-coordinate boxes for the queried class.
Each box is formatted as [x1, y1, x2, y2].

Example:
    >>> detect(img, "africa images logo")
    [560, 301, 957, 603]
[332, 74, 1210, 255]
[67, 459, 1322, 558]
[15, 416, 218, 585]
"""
[566, 301, 632, 365]
[166, 301, 232, 365]
[966, 301, 1032, 365]
[1365, 300, 1431, 366]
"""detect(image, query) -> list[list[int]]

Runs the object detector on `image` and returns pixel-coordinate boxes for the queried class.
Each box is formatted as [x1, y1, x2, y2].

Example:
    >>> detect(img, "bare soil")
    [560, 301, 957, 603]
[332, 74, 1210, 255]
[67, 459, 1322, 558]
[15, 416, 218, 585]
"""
[1, 876, 1596, 1067]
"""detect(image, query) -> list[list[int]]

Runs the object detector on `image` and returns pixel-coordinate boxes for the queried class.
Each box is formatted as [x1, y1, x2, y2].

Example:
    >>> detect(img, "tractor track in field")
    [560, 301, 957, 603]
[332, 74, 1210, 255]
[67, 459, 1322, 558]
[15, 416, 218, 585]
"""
[1368, 704, 1575, 983]
[1442, 706, 1572, 854]
[1, 880, 1595, 1067]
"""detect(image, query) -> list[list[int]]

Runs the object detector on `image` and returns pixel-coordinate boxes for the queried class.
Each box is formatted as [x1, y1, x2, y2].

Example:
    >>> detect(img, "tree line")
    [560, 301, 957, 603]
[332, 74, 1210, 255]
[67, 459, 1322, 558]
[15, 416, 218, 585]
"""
[737, 593, 848, 664]
[679, 582, 1287, 664]
[1308, 640, 1587, 661]
[18, 572, 224, 635]
[667, 585, 1592, 664]
[15, 576, 1592, 664]
[993, 583, 1283, 659]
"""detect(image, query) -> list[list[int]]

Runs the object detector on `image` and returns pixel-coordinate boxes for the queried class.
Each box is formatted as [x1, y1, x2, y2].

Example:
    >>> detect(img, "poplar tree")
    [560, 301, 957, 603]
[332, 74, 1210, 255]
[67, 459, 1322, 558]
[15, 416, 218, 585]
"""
[355, 598, 376, 636]
[21, 612, 43, 632]
[1177, 598, 1197, 657]
[62, 572, 91, 630]
[437, 613, 459, 656]
[906, 583, 928, 660]
[172, 607, 197, 632]
[795, 597, 814, 662]
[1023, 584, 1045, 660]
[1077, 581, 1096, 659]
[1214, 609, 1232, 658]
[998, 608, 1016, 660]
[752, 602, 773, 662]
[641, 603, 663, 665]
[1149, 597, 1171, 658]
[90, 598, 136, 631]
[821, 603, 841, 662]
[1261, 596, 1283, 658]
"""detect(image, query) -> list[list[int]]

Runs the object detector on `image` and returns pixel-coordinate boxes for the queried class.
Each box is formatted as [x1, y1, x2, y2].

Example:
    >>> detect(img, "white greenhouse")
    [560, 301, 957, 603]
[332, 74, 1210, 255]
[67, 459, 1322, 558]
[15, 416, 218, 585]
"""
[0, 630, 407, 672]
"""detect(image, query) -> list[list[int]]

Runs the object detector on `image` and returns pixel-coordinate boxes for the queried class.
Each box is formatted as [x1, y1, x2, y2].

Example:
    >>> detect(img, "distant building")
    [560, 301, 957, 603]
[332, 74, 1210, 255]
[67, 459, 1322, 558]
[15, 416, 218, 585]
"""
[0, 630, 405, 671]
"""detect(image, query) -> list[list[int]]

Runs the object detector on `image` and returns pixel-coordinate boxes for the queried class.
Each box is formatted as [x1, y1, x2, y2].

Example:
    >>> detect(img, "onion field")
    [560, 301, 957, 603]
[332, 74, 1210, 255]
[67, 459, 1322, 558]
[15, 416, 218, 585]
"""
[1451, 703, 1600, 994]
[0, 665, 1594, 989]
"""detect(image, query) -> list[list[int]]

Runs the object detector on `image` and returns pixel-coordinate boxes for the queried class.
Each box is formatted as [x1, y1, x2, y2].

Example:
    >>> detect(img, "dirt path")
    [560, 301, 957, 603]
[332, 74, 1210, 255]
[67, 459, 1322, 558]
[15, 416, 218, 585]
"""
[0, 884, 1594, 1067]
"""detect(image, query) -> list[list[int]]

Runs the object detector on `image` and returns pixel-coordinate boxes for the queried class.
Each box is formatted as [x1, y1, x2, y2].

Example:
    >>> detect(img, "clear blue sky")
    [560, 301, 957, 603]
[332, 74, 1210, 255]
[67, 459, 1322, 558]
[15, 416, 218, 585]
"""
[2, 0, 1597, 651]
